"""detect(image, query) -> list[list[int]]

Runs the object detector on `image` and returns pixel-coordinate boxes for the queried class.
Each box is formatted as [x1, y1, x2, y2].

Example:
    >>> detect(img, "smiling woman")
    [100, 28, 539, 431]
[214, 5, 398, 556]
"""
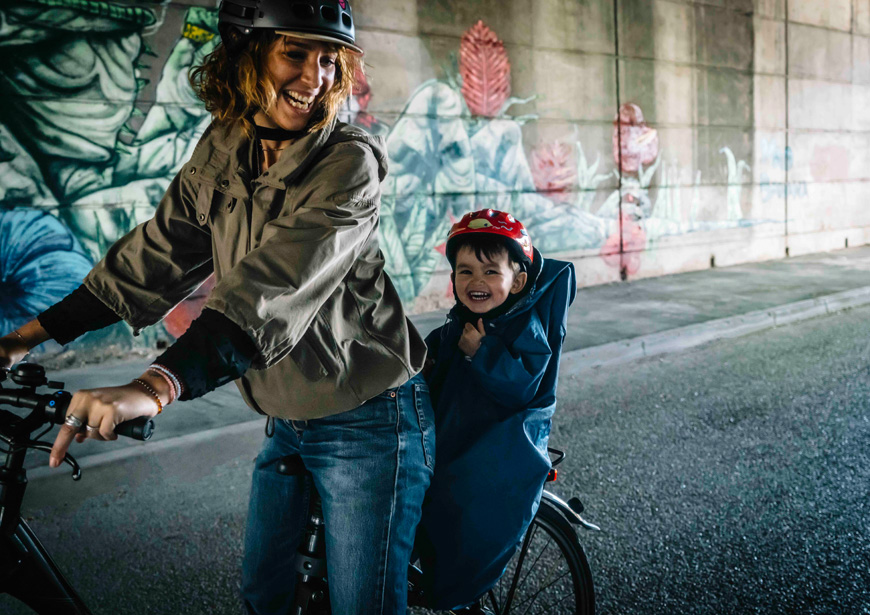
[0, 2, 432, 615]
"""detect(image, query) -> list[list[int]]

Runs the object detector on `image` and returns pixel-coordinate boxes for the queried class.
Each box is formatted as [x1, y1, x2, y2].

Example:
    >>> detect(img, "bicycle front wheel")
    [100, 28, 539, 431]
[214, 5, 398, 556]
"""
[483, 498, 595, 615]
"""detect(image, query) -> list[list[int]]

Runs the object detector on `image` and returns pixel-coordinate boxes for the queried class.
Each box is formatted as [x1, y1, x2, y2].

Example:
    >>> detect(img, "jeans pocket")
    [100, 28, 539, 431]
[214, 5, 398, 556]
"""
[413, 383, 435, 470]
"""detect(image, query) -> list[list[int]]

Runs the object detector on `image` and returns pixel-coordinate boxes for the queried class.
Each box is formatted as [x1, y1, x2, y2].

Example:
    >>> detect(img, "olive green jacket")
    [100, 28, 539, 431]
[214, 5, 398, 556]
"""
[84, 120, 426, 419]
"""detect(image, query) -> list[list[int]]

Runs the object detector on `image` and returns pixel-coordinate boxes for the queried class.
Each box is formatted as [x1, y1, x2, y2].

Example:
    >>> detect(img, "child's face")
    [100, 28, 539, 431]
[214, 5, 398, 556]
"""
[453, 246, 528, 314]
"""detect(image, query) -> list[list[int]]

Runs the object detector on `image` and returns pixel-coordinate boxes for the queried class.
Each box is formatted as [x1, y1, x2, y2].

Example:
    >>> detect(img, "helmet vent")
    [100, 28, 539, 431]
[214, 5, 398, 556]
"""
[321, 6, 338, 21]
[292, 3, 315, 19]
[342, 13, 352, 27]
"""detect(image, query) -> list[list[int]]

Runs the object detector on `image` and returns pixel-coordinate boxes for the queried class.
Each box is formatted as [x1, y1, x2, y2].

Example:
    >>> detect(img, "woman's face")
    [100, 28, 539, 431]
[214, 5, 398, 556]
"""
[258, 36, 338, 131]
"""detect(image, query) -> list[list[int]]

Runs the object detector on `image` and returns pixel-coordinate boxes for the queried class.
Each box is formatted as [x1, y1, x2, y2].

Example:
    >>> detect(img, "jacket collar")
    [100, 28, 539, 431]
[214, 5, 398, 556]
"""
[190, 118, 338, 192]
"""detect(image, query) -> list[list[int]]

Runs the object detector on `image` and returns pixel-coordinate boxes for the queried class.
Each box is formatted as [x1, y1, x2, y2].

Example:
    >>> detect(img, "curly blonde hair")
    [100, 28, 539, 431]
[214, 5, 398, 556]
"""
[190, 31, 362, 137]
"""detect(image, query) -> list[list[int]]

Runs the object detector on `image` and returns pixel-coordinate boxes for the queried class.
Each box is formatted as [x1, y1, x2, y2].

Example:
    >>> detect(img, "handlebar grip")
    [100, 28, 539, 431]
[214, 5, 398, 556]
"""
[115, 416, 155, 441]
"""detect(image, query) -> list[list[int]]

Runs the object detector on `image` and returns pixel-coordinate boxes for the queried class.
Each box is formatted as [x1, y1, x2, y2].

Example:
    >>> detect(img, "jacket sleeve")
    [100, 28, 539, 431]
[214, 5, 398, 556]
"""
[154, 308, 258, 401]
[83, 168, 213, 328]
[38, 285, 122, 345]
[467, 310, 553, 415]
[205, 141, 382, 368]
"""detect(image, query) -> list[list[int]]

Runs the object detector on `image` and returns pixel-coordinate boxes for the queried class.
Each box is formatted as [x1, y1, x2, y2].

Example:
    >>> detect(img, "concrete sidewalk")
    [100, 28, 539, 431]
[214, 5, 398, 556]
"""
[20, 245, 870, 475]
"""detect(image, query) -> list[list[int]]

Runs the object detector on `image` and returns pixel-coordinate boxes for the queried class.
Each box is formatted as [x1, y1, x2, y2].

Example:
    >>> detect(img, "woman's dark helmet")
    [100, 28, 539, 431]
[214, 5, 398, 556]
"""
[218, 0, 362, 55]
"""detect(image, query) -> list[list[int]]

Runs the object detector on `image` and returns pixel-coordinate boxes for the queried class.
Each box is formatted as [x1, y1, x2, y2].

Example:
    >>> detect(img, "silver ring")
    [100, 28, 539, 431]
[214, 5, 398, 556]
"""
[64, 415, 84, 430]
[85, 425, 98, 433]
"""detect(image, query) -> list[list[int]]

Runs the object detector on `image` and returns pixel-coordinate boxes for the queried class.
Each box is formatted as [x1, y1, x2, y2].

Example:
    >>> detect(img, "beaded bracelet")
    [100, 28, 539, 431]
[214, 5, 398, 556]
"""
[149, 364, 184, 401]
[132, 378, 163, 415]
[147, 366, 177, 404]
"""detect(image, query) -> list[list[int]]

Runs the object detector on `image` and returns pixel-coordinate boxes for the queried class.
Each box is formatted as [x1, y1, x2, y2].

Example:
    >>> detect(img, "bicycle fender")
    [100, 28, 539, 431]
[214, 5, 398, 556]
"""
[541, 490, 601, 531]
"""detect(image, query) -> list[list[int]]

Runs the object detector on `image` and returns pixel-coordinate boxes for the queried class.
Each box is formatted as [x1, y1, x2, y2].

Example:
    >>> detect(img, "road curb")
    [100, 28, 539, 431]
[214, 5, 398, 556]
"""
[560, 285, 870, 376]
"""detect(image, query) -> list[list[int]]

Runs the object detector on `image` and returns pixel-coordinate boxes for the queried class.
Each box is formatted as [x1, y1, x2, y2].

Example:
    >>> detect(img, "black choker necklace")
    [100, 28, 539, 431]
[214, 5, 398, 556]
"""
[255, 125, 307, 141]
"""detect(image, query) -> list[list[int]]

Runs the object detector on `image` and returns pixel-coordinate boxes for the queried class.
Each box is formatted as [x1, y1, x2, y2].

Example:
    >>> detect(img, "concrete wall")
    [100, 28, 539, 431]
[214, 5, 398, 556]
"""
[0, 0, 866, 358]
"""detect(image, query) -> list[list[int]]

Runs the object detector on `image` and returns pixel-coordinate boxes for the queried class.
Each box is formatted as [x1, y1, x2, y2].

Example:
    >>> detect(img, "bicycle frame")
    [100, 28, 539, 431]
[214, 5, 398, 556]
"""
[0, 363, 153, 615]
[0, 371, 91, 613]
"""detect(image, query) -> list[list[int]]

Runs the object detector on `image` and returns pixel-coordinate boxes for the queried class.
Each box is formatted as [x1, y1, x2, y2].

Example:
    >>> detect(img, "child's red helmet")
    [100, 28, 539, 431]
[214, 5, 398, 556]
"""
[446, 209, 534, 265]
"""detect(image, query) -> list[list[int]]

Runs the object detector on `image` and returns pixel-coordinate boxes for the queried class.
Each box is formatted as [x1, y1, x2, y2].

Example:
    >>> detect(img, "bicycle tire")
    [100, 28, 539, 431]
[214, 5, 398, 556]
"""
[483, 499, 595, 615]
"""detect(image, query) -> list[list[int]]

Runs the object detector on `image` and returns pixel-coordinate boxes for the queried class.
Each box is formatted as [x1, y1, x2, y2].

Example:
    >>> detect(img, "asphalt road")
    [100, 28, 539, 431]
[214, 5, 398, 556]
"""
[557, 304, 870, 615]
[3, 305, 870, 614]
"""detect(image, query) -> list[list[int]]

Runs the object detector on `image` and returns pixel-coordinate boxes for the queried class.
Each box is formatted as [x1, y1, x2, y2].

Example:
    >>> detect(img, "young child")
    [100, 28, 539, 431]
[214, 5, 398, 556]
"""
[416, 209, 577, 611]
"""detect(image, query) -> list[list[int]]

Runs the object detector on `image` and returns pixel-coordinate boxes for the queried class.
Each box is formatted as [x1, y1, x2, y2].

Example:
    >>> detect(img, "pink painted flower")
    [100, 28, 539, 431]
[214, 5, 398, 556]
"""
[530, 141, 576, 204]
[353, 66, 371, 112]
[351, 67, 378, 129]
[600, 212, 646, 276]
[612, 102, 659, 174]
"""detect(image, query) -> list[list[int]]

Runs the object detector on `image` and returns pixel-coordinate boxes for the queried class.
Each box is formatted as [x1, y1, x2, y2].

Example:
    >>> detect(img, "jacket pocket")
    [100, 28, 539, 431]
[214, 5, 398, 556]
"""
[288, 312, 342, 382]
[195, 185, 237, 227]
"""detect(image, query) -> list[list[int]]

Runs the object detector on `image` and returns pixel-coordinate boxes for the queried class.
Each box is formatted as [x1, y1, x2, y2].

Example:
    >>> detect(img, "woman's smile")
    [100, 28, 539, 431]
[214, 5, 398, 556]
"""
[282, 90, 315, 111]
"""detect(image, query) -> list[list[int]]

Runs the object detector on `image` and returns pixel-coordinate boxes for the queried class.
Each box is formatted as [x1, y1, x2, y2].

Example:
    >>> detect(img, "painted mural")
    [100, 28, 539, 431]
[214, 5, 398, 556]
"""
[0, 1, 759, 356]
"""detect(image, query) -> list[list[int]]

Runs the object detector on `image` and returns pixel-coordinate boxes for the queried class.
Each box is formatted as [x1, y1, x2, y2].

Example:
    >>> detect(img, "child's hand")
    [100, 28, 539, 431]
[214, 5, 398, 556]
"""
[458, 318, 486, 358]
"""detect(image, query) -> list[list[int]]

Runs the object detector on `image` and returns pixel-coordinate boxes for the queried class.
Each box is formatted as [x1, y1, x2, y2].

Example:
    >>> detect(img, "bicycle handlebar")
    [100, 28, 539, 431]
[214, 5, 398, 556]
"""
[0, 363, 155, 442]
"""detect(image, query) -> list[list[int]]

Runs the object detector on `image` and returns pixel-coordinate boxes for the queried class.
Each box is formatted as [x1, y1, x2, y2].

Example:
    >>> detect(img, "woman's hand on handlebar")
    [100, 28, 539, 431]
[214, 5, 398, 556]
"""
[49, 382, 162, 468]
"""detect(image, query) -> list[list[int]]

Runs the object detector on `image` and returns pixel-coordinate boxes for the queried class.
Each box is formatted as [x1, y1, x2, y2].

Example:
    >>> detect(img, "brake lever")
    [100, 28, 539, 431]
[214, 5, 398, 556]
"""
[25, 440, 82, 480]
[63, 452, 82, 481]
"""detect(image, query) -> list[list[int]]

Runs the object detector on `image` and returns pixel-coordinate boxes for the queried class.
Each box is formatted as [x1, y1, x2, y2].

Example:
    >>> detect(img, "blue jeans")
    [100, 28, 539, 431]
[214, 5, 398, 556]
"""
[241, 374, 434, 615]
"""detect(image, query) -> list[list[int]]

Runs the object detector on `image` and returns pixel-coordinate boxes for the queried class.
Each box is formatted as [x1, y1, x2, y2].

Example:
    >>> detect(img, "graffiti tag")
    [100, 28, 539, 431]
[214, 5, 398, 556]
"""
[760, 139, 793, 171]
[760, 173, 808, 202]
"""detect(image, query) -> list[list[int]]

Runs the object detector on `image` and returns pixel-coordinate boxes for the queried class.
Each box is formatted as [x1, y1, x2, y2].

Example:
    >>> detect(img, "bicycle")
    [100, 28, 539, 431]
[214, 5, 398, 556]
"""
[0, 363, 599, 615]
[277, 448, 600, 615]
[0, 362, 153, 615]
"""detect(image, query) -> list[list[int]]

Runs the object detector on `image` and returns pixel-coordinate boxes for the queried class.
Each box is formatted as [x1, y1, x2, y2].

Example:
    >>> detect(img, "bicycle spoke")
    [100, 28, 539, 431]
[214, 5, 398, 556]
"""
[487, 588, 503, 615]
[516, 563, 570, 604]
[502, 523, 538, 613]
[528, 589, 577, 615]
[489, 504, 589, 615]
[514, 569, 572, 615]
[510, 530, 576, 615]
[502, 527, 568, 615]
[513, 534, 554, 602]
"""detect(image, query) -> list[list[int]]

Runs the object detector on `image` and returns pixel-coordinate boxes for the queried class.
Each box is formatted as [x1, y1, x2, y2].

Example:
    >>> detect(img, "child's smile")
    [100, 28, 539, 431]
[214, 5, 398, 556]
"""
[454, 246, 527, 314]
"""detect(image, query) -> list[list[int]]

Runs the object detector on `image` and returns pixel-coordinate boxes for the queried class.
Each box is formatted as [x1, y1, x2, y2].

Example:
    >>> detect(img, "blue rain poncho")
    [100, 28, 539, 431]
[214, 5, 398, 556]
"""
[416, 252, 576, 609]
